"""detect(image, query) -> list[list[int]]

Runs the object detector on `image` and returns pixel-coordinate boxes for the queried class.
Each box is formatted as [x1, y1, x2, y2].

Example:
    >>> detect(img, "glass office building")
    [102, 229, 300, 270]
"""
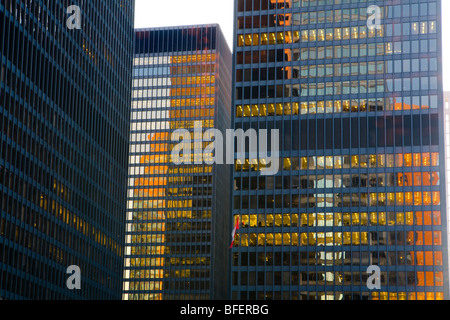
[231, 0, 448, 300]
[0, 1, 135, 299]
[123, 25, 232, 300]
[444, 91, 450, 285]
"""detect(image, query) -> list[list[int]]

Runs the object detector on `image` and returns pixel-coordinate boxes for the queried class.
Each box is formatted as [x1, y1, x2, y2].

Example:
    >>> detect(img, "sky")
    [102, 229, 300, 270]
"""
[135, 0, 450, 91]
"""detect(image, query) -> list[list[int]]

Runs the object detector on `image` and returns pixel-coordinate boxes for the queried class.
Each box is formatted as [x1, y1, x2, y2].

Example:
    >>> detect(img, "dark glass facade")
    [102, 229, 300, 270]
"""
[123, 25, 232, 300]
[0, 1, 135, 299]
[231, 0, 448, 300]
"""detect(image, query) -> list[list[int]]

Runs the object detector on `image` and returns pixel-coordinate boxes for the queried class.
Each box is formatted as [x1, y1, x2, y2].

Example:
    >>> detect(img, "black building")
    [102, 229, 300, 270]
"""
[0, 1, 135, 299]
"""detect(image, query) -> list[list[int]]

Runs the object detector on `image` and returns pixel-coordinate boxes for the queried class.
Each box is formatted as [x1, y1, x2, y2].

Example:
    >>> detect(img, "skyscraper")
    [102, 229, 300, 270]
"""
[0, 1, 135, 299]
[123, 25, 232, 300]
[231, 0, 448, 300]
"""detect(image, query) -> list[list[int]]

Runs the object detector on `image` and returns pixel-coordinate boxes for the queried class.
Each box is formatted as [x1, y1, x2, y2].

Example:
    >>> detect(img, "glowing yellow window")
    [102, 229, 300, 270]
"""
[269, 32, 277, 45]
[292, 214, 299, 227]
[292, 102, 299, 115]
[236, 105, 243, 117]
[343, 213, 351, 226]
[240, 234, 248, 247]
[283, 214, 291, 226]
[308, 233, 316, 245]
[301, 157, 308, 170]
[300, 102, 308, 114]
[309, 213, 316, 226]
[251, 105, 259, 117]
[249, 215, 257, 227]
[377, 154, 385, 167]
[274, 214, 282, 227]
[396, 212, 404, 225]
[276, 32, 284, 44]
[351, 26, 359, 39]
[405, 192, 413, 206]
[429, 21, 436, 33]
[245, 34, 253, 46]
[352, 232, 360, 245]
[243, 105, 251, 117]
[343, 232, 351, 245]
[351, 155, 359, 168]
[334, 100, 342, 112]
[268, 103, 275, 116]
[261, 33, 268, 45]
[258, 233, 265, 246]
[301, 233, 308, 246]
[378, 212, 386, 225]
[252, 33, 259, 46]
[259, 104, 267, 116]
[342, 27, 350, 40]
[282, 233, 291, 245]
[380, 292, 388, 300]
[309, 102, 316, 114]
[395, 192, 403, 206]
[334, 28, 341, 40]
[265, 233, 273, 246]
[276, 103, 283, 115]
[284, 103, 291, 115]
[360, 212, 368, 226]
[241, 215, 249, 227]
[292, 233, 299, 246]
[238, 35, 244, 47]
[361, 232, 368, 245]
[249, 233, 257, 246]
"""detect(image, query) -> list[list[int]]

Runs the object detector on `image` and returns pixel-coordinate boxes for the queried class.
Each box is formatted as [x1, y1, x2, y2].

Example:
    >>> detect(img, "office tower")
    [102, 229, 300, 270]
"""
[0, 2, 135, 299]
[123, 25, 232, 300]
[231, 0, 448, 300]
